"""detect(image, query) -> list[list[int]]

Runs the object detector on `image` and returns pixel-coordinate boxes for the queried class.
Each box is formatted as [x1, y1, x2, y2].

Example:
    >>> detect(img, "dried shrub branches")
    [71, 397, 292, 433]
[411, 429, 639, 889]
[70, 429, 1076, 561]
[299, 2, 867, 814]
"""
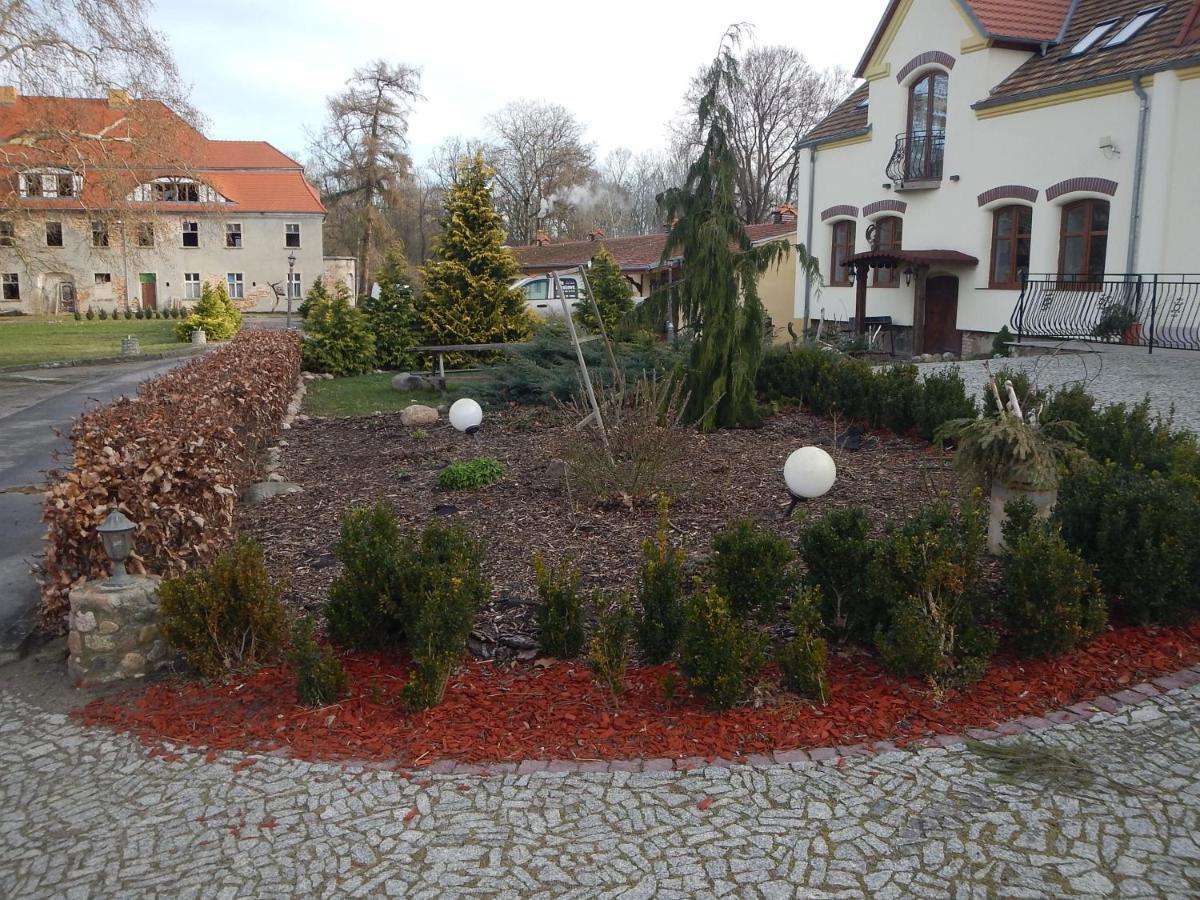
[556, 372, 691, 506]
[39, 330, 301, 633]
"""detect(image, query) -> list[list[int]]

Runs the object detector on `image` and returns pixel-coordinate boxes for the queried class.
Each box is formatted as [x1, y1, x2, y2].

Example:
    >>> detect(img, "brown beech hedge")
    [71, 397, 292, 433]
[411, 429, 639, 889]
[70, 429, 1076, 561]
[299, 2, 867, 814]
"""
[40, 330, 301, 633]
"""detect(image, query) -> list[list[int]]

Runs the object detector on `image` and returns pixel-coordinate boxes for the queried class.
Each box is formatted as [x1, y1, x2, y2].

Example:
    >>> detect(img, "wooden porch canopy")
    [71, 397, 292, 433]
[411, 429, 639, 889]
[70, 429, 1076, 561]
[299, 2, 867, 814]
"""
[843, 249, 979, 334]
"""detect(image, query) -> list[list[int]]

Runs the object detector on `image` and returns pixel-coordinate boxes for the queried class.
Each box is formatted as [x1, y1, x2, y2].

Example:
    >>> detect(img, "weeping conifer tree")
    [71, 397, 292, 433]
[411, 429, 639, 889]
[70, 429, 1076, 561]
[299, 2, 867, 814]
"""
[659, 26, 820, 430]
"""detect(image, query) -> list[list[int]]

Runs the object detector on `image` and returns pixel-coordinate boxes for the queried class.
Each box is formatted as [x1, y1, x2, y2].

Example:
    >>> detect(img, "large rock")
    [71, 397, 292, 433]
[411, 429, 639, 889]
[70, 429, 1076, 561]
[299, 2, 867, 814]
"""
[399, 404, 439, 426]
[392, 372, 432, 392]
[241, 480, 303, 506]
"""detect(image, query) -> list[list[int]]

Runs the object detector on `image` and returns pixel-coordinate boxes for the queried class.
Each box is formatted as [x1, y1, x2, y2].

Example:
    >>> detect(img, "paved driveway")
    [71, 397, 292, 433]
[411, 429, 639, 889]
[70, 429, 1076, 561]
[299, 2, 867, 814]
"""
[0, 357, 194, 659]
[1, 680, 1198, 897]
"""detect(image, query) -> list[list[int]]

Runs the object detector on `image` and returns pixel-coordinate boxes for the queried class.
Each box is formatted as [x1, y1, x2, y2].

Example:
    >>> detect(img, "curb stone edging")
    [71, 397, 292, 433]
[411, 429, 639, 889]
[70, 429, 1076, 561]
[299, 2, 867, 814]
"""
[143, 663, 1200, 779]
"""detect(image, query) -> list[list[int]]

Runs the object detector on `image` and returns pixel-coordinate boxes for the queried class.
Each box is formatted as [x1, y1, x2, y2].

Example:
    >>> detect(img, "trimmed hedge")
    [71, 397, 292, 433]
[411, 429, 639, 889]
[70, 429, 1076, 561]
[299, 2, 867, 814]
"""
[758, 346, 975, 439]
[40, 330, 301, 632]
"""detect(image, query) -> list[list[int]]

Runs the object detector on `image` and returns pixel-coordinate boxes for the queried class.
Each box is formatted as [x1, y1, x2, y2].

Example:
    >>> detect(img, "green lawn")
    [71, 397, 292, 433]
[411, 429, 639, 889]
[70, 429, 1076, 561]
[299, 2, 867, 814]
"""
[303, 372, 467, 417]
[0, 316, 182, 367]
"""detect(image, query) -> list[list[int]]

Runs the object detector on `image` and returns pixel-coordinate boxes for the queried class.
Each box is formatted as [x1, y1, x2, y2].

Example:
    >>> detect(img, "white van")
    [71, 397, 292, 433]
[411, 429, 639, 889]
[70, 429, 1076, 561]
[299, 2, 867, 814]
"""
[512, 274, 587, 318]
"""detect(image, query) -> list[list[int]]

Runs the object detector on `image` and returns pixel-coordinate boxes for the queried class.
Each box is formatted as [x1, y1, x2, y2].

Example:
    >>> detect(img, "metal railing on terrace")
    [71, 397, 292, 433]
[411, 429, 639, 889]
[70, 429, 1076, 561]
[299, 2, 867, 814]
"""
[1011, 273, 1200, 353]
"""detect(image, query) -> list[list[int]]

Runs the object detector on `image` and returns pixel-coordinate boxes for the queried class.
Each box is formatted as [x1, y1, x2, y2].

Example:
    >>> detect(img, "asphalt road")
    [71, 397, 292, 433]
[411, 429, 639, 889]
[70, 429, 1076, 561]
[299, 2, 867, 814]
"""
[0, 357, 193, 661]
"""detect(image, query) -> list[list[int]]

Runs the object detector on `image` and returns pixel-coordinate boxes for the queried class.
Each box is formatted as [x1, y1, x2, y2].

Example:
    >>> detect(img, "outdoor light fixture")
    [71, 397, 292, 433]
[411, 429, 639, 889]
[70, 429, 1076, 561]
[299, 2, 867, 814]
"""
[449, 398, 483, 434]
[903, 266, 914, 287]
[783, 447, 836, 518]
[286, 251, 298, 330]
[97, 509, 136, 589]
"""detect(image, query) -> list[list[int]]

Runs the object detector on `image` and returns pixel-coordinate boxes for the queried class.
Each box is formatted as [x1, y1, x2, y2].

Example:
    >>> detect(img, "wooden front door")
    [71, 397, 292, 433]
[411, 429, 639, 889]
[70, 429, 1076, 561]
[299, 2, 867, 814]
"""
[139, 274, 157, 310]
[923, 275, 960, 355]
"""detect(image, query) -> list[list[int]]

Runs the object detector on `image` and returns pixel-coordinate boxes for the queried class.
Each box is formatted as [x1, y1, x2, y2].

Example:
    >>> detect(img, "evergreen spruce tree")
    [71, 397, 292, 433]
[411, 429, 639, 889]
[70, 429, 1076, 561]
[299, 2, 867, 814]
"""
[659, 27, 819, 430]
[297, 277, 331, 322]
[362, 244, 418, 369]
[418, 151, 533, 351]
[575, 245, 634, 335]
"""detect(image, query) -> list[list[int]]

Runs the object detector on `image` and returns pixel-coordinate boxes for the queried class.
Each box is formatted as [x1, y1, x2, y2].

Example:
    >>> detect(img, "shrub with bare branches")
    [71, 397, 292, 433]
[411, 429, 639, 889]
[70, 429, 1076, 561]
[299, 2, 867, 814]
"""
[39, 330, 301, 633]
[556, 373, 690, 507]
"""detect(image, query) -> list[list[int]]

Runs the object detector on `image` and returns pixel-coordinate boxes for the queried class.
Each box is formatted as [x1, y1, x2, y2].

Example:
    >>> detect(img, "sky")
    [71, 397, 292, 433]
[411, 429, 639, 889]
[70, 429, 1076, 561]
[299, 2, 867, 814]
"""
[153, 0, 890, 169]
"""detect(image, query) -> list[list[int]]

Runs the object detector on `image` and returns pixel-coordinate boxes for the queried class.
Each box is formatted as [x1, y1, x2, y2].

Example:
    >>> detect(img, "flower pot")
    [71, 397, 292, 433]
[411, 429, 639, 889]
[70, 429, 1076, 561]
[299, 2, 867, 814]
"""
[988, 480, 1057, 555]
[1120, 321, 1143, 346]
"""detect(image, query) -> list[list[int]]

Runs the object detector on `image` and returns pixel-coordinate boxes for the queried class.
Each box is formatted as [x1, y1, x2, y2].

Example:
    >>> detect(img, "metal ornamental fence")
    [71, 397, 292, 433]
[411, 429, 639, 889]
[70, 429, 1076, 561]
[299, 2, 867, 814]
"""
[1011, 274, 1200, 353]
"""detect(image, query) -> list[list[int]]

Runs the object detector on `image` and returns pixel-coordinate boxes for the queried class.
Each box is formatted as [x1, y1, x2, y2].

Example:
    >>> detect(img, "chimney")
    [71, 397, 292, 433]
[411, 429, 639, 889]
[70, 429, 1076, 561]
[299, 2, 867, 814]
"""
[0, 86, 17, 106]
[587, 227, 605, 242]
[533, 229, 550, 247]
[107, 88, 131, 109]
[771, 204, 798, 225]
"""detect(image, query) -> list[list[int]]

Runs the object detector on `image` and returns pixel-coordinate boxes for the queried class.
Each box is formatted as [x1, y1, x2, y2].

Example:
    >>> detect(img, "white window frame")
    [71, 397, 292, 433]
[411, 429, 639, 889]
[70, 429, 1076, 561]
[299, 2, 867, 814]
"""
[182, 220, 199, 248]
[285, 223, 301, 248]
[1066, 18, 1120, 56]
[94, 273, 112, 284]
[287, 271, 302, 299]
[1103, 6, 1165, 49]
[226, 272, 244, 299]
[184, 272, 201, 300]
[1, 273, 19, 301]
[225, 222, 243, 248]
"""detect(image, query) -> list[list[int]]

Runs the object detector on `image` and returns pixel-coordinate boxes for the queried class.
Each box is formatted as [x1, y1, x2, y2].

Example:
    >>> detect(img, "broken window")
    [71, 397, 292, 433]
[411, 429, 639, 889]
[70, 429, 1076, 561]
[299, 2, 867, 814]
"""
[285, 223, 300, 248]
[46, 222, 63, 247]
[2, 273, 18, 300]
[182, 221, 199, 248]
[92, 221, 109, 247]
[0, 221, 13, 246]
[226, 223, 243, 248]
[136, 222, 155, 247]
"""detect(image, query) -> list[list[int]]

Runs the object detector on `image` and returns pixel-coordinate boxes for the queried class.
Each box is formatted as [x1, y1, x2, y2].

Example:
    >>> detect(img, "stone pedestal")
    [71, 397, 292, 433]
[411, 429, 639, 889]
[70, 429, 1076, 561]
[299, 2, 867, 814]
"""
[67, 576, 170, 686]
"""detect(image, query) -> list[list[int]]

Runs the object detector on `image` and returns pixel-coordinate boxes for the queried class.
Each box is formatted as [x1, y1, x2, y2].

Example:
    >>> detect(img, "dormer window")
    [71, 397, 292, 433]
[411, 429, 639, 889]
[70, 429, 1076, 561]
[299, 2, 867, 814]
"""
[129, 177, 225, 204]
[19, 168, 81, 199]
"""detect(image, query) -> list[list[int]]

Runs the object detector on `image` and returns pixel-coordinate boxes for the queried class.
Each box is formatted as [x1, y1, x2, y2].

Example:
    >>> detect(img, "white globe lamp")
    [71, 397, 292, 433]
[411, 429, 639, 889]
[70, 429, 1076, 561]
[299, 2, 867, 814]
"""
[449, 398, 483, 434]
[783, 447, 836, 516]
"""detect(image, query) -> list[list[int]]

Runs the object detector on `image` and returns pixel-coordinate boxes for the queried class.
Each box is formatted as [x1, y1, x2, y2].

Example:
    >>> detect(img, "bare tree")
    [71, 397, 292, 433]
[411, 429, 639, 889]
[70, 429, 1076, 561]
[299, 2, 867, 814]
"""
[676, 45, 855, 222]
[485, 100, 594, 244]
[308, 60, 423, 294]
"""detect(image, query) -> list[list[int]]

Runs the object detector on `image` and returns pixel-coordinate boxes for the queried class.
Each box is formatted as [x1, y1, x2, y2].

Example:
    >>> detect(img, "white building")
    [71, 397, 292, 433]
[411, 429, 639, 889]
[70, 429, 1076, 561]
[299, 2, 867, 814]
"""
[795, 0, 1200, 355]
[0, 88, 352, 315]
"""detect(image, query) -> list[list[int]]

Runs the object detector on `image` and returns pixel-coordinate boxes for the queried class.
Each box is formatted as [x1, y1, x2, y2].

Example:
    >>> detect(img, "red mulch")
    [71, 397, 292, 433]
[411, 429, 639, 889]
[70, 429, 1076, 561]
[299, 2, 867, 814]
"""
[77, 621, 1200, 767]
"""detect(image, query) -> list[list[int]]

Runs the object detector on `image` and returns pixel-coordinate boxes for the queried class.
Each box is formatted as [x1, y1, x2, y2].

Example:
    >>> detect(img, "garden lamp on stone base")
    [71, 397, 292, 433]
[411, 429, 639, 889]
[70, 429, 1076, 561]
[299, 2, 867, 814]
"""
[783, 446, 837, 518]
[97, 509, 136, 590]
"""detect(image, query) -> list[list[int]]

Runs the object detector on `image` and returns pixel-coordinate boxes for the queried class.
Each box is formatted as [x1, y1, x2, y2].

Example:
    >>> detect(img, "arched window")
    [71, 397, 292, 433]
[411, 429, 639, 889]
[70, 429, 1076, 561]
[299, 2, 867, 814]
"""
[830, 220, 856, 286]
[989, 206, 1032, 289]
[872, 217, 903, 287]
[906, 71, 948, 180]
[128, 177, 225, 204]
[1058, 199, 1109, 283]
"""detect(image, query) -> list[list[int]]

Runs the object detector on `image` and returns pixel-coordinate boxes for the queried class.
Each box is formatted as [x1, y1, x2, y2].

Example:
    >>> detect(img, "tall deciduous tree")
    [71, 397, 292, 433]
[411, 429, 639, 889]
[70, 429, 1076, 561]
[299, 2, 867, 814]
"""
[486, 100, 594, 244]
[418, 152, 532, 349]
[661, 27, 819, 430]
[677, 44, 854, 222]
[308, 61, 423, 295]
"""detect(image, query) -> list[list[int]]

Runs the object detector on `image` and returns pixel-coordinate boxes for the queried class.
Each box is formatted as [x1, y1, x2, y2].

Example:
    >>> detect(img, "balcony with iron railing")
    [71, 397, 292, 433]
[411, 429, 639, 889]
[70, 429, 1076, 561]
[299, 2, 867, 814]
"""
[886, 131, 945, 187]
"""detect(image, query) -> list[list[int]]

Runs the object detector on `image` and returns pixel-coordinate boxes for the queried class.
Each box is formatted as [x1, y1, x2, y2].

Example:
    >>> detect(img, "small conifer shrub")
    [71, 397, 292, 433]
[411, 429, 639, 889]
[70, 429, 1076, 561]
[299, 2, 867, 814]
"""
[635, 496, 686, 663]
[290, 618, 349, 706]
[678, 587, 767, 709]
[533, 551, 585, 658]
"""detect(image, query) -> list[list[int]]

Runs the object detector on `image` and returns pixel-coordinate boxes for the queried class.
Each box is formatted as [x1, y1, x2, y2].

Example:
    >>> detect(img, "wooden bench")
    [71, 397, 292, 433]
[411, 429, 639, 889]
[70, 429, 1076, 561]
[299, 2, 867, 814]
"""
[410, 342, 517, 381]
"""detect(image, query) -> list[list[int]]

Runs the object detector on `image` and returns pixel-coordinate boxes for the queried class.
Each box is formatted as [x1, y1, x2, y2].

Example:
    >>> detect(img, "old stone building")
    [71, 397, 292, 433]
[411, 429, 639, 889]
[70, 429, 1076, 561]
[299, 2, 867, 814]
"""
[0, 88, 351, 314]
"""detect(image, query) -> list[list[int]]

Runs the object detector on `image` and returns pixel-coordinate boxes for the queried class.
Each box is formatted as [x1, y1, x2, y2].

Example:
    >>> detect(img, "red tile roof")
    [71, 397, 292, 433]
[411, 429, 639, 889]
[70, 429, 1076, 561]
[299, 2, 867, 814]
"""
[965, 0, 1074, 41]
[511, 222, 796, 272]
[0, 93, 324, 214]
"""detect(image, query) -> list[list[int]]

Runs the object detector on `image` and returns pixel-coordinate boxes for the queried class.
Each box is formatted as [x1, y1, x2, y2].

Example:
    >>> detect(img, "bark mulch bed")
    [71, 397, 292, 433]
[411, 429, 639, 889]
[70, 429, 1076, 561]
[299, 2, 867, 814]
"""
[78, 622, 1200, 768]
[240, 406, 961, 655]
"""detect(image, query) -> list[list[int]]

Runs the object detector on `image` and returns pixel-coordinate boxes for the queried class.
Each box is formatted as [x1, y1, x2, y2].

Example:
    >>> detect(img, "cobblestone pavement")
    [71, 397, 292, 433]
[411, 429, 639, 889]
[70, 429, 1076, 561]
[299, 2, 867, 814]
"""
[929, 344, 1200, 434]
[4, 684, 1200, 898]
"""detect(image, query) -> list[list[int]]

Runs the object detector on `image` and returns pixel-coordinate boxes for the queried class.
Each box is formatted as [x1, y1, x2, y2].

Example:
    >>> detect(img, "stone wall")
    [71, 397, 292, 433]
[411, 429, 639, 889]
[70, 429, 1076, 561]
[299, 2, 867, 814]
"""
[67, 576, 171, 686]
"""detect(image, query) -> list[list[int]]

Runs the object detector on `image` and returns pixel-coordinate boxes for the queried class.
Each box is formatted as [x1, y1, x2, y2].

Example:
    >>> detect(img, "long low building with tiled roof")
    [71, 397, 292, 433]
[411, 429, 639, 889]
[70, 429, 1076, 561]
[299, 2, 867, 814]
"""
[795, 0, 1200, 357]
[0, 88, 352, 314]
